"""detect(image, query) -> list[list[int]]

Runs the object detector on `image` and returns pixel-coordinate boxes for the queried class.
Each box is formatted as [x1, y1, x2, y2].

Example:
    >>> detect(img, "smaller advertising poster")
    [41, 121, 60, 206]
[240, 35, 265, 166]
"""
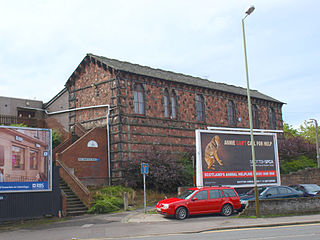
[0, 126, 52, 193]
[196, 129, 281, 188]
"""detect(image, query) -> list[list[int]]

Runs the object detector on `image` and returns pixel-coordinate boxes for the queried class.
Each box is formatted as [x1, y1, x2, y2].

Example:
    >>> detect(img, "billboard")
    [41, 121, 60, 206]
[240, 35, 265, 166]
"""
[0, 126, 52, 193]
[196, 129, 280, 188]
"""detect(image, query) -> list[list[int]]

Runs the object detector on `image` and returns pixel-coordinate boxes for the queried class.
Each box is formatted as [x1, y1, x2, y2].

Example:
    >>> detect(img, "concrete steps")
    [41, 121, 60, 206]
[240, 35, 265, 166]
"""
[59, 179, 88, 216]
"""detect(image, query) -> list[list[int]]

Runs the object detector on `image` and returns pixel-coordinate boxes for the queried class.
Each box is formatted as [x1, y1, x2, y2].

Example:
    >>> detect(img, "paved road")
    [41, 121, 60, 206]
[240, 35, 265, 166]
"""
[0, 209, 320, 240]
[115, 223, 320, 240]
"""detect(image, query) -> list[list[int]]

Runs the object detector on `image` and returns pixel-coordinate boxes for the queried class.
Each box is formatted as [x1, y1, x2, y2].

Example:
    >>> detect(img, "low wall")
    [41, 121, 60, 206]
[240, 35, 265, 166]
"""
[240, 197, 320, 216]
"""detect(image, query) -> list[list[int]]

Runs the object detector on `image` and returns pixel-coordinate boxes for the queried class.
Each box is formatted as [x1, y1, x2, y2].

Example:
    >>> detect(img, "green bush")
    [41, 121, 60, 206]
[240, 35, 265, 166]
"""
[52, 130, 62, 149]
[280, 155, 317, 174]
[88, 186, 135, 214]
[88, 196, 121, 214]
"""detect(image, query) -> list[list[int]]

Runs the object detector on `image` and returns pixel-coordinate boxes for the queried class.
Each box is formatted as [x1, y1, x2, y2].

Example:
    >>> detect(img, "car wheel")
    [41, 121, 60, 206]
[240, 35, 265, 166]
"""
[221, 204, 233, 216]
[175, 207, 188, 220]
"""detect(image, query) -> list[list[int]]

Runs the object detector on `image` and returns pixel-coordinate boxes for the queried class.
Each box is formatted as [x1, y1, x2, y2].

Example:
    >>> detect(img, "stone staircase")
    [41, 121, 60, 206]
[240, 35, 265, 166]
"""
[59, 178, 88, 216]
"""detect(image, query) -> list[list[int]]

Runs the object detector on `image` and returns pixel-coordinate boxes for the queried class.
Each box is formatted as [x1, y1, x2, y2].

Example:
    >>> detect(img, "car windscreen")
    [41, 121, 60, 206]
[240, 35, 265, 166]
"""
[177, 190, 196, 199]
[245, 187, 267, 196]
[303, 184, 320, 192]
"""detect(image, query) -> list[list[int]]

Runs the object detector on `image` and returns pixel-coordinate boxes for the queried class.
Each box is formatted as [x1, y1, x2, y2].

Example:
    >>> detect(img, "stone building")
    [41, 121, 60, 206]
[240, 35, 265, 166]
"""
[62, 53, 283, 184]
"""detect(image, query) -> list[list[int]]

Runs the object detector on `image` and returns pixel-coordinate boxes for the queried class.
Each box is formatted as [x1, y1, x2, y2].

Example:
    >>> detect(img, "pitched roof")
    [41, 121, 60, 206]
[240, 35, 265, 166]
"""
[84, 53, 283, 104]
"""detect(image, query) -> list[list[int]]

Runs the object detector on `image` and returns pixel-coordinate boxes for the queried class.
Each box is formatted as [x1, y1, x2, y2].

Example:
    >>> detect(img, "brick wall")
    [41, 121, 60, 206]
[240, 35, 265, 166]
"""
[58, 127, 108, 186]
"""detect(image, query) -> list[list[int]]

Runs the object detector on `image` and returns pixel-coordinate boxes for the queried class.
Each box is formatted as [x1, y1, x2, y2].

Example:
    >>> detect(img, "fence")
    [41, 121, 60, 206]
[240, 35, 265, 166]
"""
[0, 115, 43, 128]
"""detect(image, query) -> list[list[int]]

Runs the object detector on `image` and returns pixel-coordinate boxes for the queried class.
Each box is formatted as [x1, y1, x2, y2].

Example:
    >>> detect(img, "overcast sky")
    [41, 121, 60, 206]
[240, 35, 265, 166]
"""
[0, 0, 319, 128]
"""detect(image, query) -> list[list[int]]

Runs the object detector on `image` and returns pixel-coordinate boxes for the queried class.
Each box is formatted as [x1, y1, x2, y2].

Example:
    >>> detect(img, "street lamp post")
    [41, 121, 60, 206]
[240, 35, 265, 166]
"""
[242, 5, 260, 217]
[309, 119, 320, 168]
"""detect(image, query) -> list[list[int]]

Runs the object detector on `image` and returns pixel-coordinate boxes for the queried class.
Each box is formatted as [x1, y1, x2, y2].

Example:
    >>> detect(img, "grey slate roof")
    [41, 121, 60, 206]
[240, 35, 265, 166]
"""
[88, 53, 283, 104]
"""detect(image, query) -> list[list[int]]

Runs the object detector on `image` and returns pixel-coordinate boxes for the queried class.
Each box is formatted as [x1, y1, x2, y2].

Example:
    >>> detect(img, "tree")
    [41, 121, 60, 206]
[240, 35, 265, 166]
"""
[123, 146, 194, 193]
[279, 122, 317, 174]
[52, 130, 62, 149]
[298, 120, 319, 144]
[283, 123, 298, 138]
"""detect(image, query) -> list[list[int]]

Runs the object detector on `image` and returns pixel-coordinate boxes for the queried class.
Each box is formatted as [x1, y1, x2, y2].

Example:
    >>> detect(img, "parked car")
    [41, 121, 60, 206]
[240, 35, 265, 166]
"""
[289, 184, 320, 197]
[240, 186, 304, 210]
[156, 186, 241, 220]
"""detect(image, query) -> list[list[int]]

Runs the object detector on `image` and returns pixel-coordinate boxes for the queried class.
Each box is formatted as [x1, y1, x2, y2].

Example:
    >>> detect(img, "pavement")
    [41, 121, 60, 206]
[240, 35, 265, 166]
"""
[49, 206, 320, 238]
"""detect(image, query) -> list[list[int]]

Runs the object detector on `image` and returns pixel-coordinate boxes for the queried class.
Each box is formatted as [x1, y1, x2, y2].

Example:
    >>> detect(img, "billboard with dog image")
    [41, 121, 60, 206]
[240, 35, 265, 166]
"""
[0, 126, 52, 193]
[196, 129, 280, 187]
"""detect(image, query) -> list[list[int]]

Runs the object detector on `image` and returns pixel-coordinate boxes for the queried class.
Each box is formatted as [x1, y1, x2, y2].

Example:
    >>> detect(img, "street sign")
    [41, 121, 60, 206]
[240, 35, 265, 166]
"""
[141, 162, 149, 213]
[141, 163, 149, 174]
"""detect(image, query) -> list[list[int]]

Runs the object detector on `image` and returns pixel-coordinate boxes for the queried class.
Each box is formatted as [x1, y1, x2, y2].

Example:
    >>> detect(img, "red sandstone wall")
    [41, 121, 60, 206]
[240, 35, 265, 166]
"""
[66, 56, 284, 181]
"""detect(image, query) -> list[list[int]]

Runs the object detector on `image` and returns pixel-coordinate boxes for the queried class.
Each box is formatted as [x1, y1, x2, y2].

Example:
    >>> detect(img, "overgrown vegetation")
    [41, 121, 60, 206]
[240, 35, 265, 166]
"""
[123, 146, 194, 193]
[52, 130, 62, 149]
[88, 186, 135, 214]
[279, 122, 318, 174]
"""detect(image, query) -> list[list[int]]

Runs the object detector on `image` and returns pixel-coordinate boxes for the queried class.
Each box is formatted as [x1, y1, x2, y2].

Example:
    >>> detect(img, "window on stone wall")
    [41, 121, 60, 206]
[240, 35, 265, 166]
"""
[252, 104, 260, 129]
[164, 89, 169, 118]
[171, 90, 177, 119]
[269, 107, 277, 129]
[196, 94, 205, 121]
[133, 83, 144, 114]
[227, 100, 237, 127]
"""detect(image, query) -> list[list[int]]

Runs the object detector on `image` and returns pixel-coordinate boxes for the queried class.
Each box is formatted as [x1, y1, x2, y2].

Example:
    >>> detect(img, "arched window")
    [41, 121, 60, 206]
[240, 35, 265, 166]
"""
[133, 83, 144, 114]
[269, 107, 276, 129]
[170, 90, 177, 119]
[252, 104, 260, 129]
[227, 100, 237, 126]
[195, 94, 205, 121]
[163, 89, 169, 118]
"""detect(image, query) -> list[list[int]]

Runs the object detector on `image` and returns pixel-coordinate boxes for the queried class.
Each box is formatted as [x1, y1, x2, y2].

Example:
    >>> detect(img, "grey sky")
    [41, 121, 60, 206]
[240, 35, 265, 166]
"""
[0, 0, 319, 128]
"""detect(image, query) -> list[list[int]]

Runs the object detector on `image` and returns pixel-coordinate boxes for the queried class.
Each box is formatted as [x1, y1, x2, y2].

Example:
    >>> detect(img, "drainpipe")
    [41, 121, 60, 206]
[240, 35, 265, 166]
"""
[106, 106, 112, 186]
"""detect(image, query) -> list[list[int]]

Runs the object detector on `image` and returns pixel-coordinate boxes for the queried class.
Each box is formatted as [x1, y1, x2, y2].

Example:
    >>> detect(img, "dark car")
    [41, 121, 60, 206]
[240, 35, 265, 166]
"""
[240, 185, 303, 209]
[289, 184, 320, 197]
[156, 186, 241, 220]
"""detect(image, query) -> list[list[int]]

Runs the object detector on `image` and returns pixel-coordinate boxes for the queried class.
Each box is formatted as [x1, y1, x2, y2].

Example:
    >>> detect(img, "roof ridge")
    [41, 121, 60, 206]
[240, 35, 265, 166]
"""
[86, 53, 283, 104]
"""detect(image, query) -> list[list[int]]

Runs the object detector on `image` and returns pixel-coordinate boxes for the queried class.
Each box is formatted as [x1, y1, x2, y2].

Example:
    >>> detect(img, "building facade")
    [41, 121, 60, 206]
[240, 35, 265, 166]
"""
[64, 54, 284, 183]
[0, 96, 45, 127]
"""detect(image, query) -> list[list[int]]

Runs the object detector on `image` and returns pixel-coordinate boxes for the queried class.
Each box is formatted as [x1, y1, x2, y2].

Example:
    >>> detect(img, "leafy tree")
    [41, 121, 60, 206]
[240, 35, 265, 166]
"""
[283, 123, 298, 138]
[279, 121, 317, 174]
[52, 130, 62, 149]
[298, 120, 319, 144]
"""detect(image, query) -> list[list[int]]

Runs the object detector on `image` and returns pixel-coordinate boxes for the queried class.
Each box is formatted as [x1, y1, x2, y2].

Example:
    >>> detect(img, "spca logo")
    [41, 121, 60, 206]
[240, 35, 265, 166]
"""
[32, 183, 45, 189]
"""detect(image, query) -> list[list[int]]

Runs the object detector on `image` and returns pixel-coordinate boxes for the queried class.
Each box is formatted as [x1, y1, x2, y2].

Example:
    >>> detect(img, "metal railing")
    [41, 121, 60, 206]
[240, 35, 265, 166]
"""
[0, 115, 42, 127]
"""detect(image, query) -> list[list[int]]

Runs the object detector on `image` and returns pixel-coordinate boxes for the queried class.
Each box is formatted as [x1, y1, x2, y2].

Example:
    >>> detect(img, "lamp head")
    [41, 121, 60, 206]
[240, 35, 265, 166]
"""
[245, 6, 255, 15]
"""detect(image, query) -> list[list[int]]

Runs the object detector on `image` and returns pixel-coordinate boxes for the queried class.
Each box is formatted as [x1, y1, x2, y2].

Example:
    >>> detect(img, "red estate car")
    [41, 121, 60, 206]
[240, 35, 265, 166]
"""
[156, 186, 241, 220]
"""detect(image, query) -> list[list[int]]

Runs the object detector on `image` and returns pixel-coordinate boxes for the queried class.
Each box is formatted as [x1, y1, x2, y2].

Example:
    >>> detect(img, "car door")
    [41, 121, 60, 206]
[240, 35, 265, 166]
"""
[278, 186, 299, 198]
[207, 189, 223, 212]
[187, 190, 209, 214]
[262, 187, 279, 199]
